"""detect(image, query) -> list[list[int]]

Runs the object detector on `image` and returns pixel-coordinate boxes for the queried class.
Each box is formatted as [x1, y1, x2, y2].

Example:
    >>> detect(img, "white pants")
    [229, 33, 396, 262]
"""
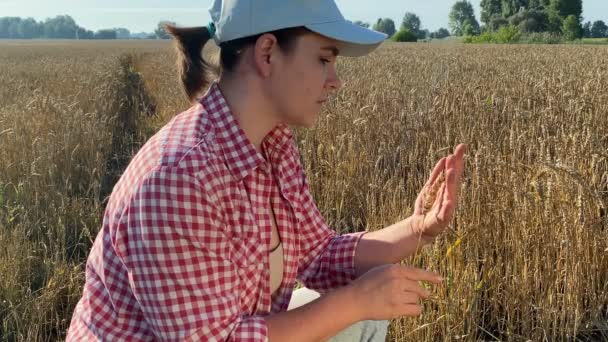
[288, 287, 389, 342]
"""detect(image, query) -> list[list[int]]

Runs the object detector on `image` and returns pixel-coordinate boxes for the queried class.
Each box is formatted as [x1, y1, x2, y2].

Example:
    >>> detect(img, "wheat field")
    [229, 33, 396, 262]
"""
[0, 40, 607, 341]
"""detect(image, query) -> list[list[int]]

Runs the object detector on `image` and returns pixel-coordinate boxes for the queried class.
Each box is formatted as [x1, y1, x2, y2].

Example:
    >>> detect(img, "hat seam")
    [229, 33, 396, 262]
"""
[303, 19, 345, 26]
[225, 19, 344, 41]
[258, 19, 346, 34]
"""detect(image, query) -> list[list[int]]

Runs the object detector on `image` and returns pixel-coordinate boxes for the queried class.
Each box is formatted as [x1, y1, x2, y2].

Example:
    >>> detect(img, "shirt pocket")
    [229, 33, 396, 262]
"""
[279, 182, 305, 225]
[226, 202, 265, 269]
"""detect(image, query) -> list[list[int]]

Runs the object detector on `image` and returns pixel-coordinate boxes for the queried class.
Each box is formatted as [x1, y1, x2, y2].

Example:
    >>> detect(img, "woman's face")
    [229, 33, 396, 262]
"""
[268, 32, 342, 128]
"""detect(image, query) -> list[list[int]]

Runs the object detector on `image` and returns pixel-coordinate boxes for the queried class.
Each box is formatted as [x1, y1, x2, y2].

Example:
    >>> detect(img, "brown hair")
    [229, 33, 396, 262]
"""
[165, 24, 310, 103]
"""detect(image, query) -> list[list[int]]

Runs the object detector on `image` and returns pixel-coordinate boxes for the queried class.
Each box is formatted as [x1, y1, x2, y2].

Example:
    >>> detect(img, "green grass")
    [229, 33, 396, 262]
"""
[580, 38, 608, 45]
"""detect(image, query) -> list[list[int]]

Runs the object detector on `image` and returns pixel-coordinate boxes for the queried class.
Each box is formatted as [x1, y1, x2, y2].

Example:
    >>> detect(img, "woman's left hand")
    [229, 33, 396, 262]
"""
[412, 144, 467, 241]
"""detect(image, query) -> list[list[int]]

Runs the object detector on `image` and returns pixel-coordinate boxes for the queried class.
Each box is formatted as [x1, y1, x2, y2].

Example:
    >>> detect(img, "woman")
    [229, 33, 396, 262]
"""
[67, 0, 467, 341]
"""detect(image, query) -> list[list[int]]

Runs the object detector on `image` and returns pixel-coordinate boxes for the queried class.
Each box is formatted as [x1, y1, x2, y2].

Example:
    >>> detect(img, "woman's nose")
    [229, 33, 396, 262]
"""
[326, 66, 342, 91]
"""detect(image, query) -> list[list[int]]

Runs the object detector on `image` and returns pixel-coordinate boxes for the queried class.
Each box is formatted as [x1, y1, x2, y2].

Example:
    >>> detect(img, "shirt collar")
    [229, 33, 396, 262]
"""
[200, 82, 294, 181]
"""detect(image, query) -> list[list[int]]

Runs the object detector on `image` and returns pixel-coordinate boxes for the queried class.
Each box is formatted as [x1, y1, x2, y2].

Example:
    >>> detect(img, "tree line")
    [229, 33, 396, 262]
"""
[0, 16, 197, 40]
[354, 16, 450, 42]
[2, 2, 606, 42]
[479, 0, 607, 39]
[0, 15, 156, 39]
[357, 0, 607, 42]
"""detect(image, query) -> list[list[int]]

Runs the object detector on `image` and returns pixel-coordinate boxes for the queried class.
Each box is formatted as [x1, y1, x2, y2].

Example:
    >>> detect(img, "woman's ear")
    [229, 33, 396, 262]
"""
[253, 33, 278, 78]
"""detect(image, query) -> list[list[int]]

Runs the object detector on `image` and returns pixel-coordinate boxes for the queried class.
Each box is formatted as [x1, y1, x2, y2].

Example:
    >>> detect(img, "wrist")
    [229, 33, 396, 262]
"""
[341, 284, 365, 322]
[407, 215, 435, 245]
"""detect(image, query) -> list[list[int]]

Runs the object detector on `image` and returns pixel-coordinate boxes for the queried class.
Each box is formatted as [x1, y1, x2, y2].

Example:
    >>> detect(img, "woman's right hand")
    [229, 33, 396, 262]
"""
[346, 264, 443, 321]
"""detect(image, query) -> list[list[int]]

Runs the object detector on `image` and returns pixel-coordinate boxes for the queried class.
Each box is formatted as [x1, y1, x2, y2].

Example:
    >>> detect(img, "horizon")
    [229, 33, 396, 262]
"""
[0, 1, 607, 34]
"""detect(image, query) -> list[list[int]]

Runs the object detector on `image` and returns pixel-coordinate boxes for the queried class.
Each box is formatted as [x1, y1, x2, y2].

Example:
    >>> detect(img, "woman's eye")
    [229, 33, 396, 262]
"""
[320, 58, 330, 65]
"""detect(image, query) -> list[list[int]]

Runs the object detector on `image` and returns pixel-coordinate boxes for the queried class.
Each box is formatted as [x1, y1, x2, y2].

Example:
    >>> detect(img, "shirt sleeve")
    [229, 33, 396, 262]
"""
[295, 169, 368, 293]
[119, 168, 268, 341]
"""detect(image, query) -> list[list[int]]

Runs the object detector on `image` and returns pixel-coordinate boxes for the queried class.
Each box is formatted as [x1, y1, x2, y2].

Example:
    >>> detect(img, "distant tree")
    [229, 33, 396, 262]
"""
[43, 15, 79, 38]
[401, 12, 421, 37]
[546, 9, 564, 32]
[10, 18, 22, 38]
[1, 17, 21, 38]
[418, 29, 430, 39]
[0, 17, 34, 38]
[590, 20, 608, 38]
[480, 0, 503, 25]
[353, 20, 370, 28]
[488, 15, 510, 31]
[529, 0, 551, 9]
[392, 28, 417, 42]
[155, 21, 175, 39]
[432, 27, 451, 39]
[0, 18, 8, 38]
[372, 18, 396, 37]
[501, 0, 528, 18]
[549, 0, 582, 20]
[17, 18, 42, 38]
[94, 29, 117, 39]
[76, 27, 94, 39]
[562, 14, 582, 40]
[509, 9, 549, 32]
[462, 19, 481, 35]
[0, 15, 124, 39]
[582, 21, 592, 38]
[114, 28, 131, 39]
[449, 1, 480, 36]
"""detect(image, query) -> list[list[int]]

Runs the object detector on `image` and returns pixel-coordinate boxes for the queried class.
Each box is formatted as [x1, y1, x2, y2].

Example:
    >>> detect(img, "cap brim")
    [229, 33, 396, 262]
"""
[305, 20, 388, 57]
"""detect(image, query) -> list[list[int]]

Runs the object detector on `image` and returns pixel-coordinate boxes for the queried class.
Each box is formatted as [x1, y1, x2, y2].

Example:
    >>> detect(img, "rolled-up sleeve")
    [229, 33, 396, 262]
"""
[295, 171, 367, 293]
[121, 168, 268, 341]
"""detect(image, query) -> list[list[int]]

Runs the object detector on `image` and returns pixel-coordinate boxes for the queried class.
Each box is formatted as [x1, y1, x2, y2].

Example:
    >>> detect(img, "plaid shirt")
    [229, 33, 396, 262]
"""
[67, 83, 367, 341]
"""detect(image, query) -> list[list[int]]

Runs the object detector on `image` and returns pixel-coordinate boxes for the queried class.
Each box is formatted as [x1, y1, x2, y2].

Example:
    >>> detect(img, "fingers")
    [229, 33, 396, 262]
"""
[415, 143, 466, 217]
[404, 279, 432, 299]
[434, 181, 447, 213]
[446, 144, 466, 172]
[398, 266, 443, 284]
[390, 266, 445, 318]
[440, 144, 467, 217]
[450, 144, 467, 182]
[425, 157, 446, 188]
[454, 144, 467, 160]
[438, 198, 455, 223]
[397, 280, 432, 317]
[429, 145, 466, 185]
[442, 168, 458, 213]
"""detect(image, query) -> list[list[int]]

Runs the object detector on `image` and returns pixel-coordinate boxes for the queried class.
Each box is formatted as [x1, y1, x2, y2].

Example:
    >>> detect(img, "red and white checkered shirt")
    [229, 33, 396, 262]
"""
[67, 82, 367, 341]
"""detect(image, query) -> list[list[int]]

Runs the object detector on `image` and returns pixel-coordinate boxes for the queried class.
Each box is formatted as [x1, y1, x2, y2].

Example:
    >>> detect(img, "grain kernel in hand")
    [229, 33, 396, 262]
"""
[423, 171, 445, 214]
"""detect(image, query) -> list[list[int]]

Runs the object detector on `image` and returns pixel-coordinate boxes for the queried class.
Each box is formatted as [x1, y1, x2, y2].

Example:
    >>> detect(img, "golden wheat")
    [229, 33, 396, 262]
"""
[0, 40, 607, 341]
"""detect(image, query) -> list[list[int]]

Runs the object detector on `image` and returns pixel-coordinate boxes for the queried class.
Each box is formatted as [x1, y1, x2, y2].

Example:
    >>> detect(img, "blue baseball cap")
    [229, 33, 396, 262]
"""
[208, 0, 388, 57]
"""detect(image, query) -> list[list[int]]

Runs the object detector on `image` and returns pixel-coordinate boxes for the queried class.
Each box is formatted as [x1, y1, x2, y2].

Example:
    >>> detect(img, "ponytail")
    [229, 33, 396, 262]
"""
[165, 24, 215, 103]
[165, 24, 310, 103]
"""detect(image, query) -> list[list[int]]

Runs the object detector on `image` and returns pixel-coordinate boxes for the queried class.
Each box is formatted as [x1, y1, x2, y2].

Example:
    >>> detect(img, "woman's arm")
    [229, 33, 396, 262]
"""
[353, 216, 429, 277]
[265, 285, 360, 342]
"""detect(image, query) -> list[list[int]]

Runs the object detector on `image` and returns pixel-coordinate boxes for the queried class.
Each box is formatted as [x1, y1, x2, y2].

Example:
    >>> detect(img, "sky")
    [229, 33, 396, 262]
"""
[0, 0, 607, 33]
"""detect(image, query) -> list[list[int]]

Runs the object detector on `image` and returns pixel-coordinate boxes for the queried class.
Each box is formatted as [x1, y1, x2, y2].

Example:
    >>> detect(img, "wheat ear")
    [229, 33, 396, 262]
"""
[423, 171, 445, 214]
